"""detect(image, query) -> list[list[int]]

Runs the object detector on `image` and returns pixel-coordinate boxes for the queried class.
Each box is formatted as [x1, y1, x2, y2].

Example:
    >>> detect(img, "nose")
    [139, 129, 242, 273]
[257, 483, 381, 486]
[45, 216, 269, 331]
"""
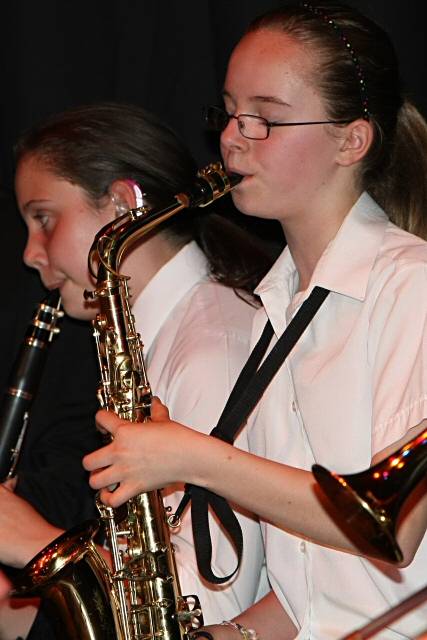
[23, 232, 48, 272]
[220, 116, 247, 153]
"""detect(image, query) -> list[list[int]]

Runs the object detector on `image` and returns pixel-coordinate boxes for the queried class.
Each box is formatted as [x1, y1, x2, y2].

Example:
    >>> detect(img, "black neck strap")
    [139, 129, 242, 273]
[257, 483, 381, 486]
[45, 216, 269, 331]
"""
[174, 286, 330, 584]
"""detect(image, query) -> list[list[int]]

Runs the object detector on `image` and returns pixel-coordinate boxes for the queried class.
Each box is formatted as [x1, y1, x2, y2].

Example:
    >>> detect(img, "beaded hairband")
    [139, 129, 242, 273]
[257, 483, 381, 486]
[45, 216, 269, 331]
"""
[301, 2, 371, 119]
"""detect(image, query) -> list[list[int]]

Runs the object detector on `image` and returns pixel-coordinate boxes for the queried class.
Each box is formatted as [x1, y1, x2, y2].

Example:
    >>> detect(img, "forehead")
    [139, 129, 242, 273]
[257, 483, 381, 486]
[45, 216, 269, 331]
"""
[15, 154, 86, 209]
[224, 29, 318, 103]
[16, 154, 58, 187]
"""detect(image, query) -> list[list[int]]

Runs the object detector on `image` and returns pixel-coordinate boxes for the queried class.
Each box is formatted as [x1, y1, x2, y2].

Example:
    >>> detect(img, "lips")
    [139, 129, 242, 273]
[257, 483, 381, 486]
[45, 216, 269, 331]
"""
[226, 165, 250, 177]
[226, 170, 253, 190]
[42, 279, 65, 293]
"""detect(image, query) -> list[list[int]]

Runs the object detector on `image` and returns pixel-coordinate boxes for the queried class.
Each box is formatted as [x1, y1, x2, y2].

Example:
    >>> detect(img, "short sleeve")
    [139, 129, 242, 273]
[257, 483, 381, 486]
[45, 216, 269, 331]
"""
[369, 259, 427, 456]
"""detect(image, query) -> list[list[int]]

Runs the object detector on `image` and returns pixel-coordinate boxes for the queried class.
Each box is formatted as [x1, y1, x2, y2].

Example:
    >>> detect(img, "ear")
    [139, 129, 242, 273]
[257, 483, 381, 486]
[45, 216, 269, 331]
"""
[109, 179, 143, 217]
[336, 118, 374, 167]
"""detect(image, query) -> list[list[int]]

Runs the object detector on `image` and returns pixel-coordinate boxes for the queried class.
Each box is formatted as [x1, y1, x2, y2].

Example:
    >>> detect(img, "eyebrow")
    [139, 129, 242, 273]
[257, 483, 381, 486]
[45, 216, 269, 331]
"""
[222, 89, 291, 108]
[22, 199, 52, 212]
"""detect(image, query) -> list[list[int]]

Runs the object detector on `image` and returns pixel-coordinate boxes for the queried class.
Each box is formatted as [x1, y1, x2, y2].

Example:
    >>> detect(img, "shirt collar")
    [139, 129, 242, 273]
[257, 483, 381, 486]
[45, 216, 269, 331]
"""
[256, 192, 389, 304]
[131, 241, 209, 352]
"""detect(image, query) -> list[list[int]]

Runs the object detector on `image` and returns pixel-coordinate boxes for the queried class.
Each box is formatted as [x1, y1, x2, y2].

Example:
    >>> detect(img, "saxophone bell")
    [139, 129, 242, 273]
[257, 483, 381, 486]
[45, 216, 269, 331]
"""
[13, 520, 117, 640]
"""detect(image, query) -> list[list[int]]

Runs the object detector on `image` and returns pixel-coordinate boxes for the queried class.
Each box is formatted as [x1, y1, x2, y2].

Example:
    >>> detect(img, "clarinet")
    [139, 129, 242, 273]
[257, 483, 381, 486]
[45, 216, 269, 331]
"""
[0, 289, 63, 480]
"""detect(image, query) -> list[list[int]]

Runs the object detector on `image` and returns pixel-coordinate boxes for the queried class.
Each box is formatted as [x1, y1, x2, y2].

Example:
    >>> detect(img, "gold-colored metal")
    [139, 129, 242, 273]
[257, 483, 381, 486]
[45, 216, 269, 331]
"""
[13, 163, 241, 639]
[312, 428, 427, 563]
[14, 520, 117, 639]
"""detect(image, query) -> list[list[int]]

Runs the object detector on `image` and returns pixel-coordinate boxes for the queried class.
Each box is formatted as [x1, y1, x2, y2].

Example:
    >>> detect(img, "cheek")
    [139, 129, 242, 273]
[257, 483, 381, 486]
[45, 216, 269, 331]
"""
[264, 135, 328, 183]
[220, 138, 228, 163]
[69, 241, 94, 284]
[53, 226, 93, 282]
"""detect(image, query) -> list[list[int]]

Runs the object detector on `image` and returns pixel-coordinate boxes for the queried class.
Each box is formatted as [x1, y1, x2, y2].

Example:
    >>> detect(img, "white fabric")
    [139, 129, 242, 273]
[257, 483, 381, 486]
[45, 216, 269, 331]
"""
[248, 193, 427, 639]
[132, 241, 268, 624]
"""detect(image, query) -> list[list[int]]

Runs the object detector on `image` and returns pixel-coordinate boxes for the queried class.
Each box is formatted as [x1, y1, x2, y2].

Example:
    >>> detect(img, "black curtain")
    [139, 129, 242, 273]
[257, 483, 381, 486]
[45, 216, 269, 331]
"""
[1, 0, 426, 186]
[0, 4, 424, 634]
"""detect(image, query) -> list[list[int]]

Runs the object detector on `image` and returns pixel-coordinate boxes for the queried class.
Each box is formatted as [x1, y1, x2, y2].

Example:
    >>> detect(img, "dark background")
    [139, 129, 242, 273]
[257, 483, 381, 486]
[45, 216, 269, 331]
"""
[0, 0, 426, 188]
[0, 3, 424, 634]
[0, 0, 425, 405]
[0, 0, 425, 402]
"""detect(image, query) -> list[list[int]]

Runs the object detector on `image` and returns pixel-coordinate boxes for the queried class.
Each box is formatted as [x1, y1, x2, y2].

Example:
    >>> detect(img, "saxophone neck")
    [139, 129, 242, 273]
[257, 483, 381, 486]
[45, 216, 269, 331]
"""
[86, 161, 241, 291]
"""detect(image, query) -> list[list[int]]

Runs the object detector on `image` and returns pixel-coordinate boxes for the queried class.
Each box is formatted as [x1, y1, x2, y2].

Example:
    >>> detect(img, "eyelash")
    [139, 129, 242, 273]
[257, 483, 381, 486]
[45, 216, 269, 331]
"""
[28, 212, 50, 230]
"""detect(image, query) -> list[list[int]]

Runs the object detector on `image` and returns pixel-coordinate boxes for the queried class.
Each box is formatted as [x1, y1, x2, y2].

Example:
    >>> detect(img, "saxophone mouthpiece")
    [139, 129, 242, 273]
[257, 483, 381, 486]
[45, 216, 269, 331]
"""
[228, 172, 243, 186]
[177, 162, 242, 209]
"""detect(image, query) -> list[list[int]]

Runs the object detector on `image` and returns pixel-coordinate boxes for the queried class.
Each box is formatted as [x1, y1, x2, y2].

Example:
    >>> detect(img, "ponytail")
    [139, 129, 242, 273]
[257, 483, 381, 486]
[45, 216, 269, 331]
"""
[368, 101, 427, 240]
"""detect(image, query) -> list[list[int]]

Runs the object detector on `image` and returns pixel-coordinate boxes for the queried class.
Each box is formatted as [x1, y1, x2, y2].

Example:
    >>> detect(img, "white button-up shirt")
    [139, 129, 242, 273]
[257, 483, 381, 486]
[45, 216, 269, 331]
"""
[132, 241, 267, 624]
[248, 193, 427, 638]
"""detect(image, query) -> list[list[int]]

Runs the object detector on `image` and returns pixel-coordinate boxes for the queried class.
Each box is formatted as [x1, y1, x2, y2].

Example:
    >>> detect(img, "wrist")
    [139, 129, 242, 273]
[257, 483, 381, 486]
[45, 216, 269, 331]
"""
[188, 430, 219, 488]
[192, 434, 233, 491]
[221, 620, 260, 640]
[28, 525, 63, 562]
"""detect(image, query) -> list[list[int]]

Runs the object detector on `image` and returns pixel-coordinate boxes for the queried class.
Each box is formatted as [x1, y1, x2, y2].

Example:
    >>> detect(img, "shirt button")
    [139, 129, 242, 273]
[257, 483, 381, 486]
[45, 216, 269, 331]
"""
[300, 541, 306, 553]
[292, 400, 298, 412]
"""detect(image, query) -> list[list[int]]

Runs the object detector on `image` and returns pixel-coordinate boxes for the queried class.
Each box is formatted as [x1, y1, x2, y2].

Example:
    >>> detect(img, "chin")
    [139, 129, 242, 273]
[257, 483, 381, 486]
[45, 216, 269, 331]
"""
[62, 298, 98, 322]
[231, 190, 267, 219]
[231, 188, 255, 215]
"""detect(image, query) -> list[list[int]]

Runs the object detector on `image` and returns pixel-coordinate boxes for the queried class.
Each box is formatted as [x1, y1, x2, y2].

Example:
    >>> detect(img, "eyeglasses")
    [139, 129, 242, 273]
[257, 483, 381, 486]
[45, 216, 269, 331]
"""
[204, 105, 352, 140]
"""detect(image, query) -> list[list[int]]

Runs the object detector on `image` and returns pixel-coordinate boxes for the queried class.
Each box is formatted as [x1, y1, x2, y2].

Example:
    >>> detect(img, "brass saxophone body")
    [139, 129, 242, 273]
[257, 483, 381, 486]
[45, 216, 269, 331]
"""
[86, 238, 199, 640]
[13, 163, 241, 640]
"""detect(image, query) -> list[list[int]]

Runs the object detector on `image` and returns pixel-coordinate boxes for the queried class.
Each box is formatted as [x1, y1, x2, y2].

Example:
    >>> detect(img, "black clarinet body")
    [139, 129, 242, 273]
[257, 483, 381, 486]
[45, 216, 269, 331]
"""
[0, 289, 63, 479]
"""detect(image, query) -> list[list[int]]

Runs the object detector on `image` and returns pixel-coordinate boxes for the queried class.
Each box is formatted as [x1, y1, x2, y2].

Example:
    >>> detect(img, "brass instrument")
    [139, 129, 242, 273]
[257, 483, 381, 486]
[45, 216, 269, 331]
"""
[13, 163, 241, 640]
[312, 428, 427, 563]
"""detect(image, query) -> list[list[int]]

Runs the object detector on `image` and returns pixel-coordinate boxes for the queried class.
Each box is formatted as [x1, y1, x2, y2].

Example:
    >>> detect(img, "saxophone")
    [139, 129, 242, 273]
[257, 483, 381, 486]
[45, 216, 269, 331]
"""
[13, 163, 241, 640]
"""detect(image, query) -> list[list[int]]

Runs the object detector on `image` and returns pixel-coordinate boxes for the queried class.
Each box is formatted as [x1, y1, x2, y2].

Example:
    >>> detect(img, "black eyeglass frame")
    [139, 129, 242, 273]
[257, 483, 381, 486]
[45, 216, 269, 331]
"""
[204, 105, 352, 140]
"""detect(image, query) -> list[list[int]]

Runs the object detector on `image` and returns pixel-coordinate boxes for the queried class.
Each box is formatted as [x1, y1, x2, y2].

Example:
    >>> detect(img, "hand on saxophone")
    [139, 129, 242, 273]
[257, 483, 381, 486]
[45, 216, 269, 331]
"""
[83, 397, 212, 508]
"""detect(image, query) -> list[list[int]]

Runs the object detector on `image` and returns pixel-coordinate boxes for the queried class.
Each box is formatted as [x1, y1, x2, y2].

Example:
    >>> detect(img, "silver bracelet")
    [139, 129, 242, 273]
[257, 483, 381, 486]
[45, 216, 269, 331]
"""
[221, 620, 260, 640]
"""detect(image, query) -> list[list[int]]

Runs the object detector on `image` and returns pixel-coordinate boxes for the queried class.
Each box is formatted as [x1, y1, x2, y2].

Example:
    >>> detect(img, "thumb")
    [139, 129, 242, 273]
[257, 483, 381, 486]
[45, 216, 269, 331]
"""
[95, 408, 123, 437]
[151, 396, 170, 421]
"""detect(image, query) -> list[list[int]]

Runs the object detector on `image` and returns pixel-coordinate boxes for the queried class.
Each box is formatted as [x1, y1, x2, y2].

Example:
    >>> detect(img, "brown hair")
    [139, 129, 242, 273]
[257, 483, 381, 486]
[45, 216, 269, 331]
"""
[15, 102, 282, 297]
